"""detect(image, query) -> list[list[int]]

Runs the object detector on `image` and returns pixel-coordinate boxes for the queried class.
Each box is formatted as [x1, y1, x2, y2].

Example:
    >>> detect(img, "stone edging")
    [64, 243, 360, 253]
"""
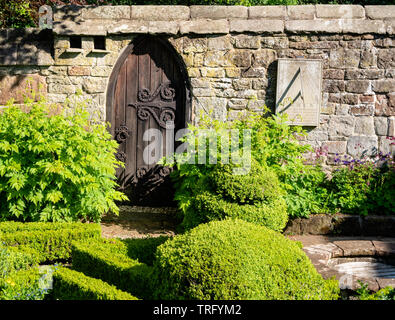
[300, 239, 395, 291]
[284, 214, 395, 237]
[52, 5, 395, 36]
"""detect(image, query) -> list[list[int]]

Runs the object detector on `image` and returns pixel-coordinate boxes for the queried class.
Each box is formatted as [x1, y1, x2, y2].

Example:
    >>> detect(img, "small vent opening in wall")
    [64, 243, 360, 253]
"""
[94, 36, 106, 50]
[70, 36, 82, 49]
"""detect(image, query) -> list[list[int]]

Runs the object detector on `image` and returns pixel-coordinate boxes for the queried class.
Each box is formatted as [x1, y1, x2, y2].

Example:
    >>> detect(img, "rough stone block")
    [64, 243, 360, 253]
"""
[68, 66, 90, 76]
[287, 5, 315, 20]
[379, 135, 395, 156]
[107, 20, 148, 34]
[329, 49, 360, 69]
[324, 141, 347, 154]
[374, 117, 389, 136]
[53, 5, 84, 22]
[53, 20, 107, 35]
[180, 19, 229, 35]
[234, 35, 261, 49]
[48, 83, 76, 94]
[207, 36, 233, 51]
[0, 74, 47, 105]
[230, 19, 284, 33]
[324, 80, 345, 93]
[341, 20, 386, 34]
[82, 5, 130, 20]
[354, 116, 375, 135]
[328, 115, 355, 138]
[389, 116, 395, 137]
[346, 80, 370, 93]
[252, 49, 276, 68]
[200, 67, 225, 78]
[82, 78, 107, 94]
[345, 69, 384, 80]
[194, 96, 227, 121]
[285, 20, 342, 34]
[316, 5, 365, 19]
[131, 5, 190, 21]
[148, 21, 179, 35]
[372, 79, 395, 93]
[347, 135, 378, 157]
[226, 50, 251, 67]
[0, 44, 17, 65]
[90, 66, 112, 77]
[377, 49, 395, 69]
[248, 6, 286, 19]
[349, 105, 374, 116]
[365, 5, 395, 19]
[190, 5, 247, 19]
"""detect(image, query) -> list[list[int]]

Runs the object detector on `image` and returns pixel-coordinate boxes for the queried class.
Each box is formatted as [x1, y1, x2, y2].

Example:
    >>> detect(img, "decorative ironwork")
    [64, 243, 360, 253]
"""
[138, 82, 175, 102]
[115, 125, 129, 143]
[115, 151, 127, 163]
[136, 167, 148, 179]
[129, 82, 177, 129]
[159, 166, 172, 177]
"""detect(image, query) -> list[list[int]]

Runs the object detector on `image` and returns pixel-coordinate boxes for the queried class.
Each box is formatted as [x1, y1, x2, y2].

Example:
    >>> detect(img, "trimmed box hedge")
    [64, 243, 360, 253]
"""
[0, 222, 101, 262]
[71, 238, 154, 299]
[52, 267, 137, 300]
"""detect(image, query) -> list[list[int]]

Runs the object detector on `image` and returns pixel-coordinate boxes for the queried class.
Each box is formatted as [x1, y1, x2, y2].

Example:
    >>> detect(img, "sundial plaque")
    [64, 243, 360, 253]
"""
[276, 58, 323, 126]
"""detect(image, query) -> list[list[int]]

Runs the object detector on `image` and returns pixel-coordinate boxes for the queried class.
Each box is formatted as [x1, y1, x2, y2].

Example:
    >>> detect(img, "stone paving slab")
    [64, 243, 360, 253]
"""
[288, 235, 395, 292]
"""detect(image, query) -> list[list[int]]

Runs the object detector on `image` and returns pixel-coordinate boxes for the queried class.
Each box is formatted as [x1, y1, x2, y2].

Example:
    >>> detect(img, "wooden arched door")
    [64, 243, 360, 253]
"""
[106, 36, 191, 206]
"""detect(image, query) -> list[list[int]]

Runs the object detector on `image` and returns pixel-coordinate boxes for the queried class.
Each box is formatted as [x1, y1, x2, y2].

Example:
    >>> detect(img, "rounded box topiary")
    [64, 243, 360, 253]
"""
[182, 163, 288, 232]
[151, 219, 340, 300]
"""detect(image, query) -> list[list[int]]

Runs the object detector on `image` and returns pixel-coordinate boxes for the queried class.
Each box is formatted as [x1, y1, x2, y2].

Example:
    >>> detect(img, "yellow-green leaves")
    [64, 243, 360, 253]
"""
[0, 93, 127, 222]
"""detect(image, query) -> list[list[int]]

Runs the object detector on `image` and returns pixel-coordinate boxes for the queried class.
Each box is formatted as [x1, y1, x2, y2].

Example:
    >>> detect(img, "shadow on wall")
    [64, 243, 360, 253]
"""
[0, 29, 53, 66]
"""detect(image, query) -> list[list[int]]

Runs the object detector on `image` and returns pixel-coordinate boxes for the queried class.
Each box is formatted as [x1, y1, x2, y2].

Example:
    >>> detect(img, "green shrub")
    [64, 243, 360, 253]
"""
[0, 221, 101, 262]
[151, 219, 340, 300]
[190, 190, 288, 232]
[0, 91, 127, 222]
[176, 160, 288, 231]
[0, 243, 39, 277]
[357, 282, 395, 300]
[0, 267, 49, 300]
[326, 154, 395, 216]
[71, 239, 153, 299]
[163, 109, 324, 228]
[51, 266, 137, 300]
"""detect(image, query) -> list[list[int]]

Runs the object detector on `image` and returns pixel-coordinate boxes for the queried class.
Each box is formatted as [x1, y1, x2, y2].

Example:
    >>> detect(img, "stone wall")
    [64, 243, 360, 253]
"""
[0, 29, 53, 105]
[1, 5, 394, 164]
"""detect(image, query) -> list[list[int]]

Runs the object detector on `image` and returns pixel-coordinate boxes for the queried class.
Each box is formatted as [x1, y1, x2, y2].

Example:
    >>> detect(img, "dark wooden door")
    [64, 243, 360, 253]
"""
[107, 36, 190, 206]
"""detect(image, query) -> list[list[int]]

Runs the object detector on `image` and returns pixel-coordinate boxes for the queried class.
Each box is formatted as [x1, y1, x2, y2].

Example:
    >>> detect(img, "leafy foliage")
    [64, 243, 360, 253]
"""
[163, 109, 328, 227]
[326, 153, 395, 216]
[0, 267, 50, 300]
[151, 219, 340, 300]
[0, 243, 38, 277]
[0, 90, 127, 222]
[356, 281, 395, 300]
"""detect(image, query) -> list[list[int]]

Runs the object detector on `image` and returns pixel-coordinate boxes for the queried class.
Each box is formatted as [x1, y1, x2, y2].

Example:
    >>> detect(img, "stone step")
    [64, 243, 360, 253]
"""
[101, 205, 181, 239]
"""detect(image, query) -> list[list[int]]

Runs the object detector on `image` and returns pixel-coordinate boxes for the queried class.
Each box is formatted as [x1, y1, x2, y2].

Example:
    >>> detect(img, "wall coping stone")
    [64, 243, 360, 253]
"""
[51, 5, 395, 36]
